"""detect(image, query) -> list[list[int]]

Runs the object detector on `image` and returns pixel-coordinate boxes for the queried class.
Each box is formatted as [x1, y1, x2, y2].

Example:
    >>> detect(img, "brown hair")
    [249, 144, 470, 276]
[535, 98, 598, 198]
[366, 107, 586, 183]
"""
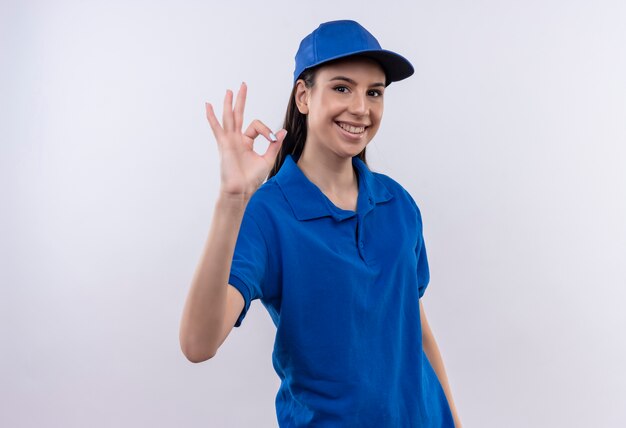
[266, 64, 369, 180]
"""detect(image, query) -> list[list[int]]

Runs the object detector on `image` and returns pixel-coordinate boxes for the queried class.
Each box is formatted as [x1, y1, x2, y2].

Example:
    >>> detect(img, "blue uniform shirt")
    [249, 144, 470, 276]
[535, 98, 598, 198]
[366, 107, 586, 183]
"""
[228, 153, 454, 427]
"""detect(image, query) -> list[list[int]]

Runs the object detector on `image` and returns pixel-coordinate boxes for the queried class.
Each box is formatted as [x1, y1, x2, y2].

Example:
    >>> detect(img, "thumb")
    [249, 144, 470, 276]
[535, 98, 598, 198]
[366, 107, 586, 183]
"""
[263, 129, 287, 164]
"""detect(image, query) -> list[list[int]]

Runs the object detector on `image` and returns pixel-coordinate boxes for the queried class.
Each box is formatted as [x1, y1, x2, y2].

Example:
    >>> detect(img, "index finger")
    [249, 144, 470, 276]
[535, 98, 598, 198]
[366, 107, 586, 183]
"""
[243, 119, 277, 143]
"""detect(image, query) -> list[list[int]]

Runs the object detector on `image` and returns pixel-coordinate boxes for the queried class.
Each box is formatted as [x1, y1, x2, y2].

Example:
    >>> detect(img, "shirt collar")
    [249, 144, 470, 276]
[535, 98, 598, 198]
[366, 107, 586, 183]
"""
[274, 153, 394, 222]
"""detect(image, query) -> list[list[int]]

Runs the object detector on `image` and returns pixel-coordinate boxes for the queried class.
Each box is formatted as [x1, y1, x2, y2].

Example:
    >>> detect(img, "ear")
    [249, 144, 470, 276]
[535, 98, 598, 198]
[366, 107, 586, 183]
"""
[294, 79, 310, 115]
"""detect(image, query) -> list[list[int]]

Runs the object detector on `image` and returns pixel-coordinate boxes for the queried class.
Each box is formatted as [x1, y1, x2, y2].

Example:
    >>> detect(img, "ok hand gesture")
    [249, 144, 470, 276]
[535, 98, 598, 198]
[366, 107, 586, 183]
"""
[205, 82, 287, 199]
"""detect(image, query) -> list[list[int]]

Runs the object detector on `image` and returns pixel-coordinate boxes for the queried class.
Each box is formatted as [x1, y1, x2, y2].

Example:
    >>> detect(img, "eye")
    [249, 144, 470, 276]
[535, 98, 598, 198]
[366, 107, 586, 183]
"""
[333, 85, 349, 93]
[368, 89, 383, 97]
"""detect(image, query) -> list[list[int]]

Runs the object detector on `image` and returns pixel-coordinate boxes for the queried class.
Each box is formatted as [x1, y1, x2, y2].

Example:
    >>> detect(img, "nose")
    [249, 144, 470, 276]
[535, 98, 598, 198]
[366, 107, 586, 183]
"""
[348, 92, 368, 116]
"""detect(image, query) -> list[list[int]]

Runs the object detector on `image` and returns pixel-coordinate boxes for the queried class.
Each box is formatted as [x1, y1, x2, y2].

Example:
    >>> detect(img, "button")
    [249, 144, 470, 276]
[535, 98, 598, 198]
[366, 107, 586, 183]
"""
[359, 242, 364, 248]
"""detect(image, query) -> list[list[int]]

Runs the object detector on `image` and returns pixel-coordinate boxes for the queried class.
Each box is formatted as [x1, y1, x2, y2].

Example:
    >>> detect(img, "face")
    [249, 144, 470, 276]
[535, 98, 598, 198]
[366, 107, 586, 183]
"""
[295, 57, 386, 159]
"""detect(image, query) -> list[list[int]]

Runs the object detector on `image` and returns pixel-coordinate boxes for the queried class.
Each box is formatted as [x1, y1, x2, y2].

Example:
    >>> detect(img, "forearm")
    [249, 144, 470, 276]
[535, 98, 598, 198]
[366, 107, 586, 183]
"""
[423, 331, 462, 428]
[179, 193, 249, 362]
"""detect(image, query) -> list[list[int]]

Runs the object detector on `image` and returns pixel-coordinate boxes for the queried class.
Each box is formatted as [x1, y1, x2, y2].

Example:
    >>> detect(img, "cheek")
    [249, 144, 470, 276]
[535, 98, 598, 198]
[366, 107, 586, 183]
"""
[310, 111, 335, 129]
[306, 112, 329, 134]
[373, 108, 384, 124]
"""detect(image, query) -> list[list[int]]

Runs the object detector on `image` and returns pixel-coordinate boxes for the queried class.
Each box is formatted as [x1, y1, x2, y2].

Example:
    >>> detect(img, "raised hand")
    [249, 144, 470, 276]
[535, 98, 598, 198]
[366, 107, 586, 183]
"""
[205, 82, 287, 198]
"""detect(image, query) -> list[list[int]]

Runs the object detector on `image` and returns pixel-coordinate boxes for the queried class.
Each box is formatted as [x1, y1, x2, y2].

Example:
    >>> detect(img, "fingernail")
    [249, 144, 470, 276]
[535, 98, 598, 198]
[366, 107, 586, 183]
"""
[269, 132, 277, 142]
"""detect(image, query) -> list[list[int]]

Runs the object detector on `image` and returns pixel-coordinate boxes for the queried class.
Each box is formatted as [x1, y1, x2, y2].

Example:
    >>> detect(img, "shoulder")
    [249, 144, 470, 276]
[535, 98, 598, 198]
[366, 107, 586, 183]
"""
[371, 171, 405, 194]
[371, 171, 422, 216]
[239, 177, 287, 224]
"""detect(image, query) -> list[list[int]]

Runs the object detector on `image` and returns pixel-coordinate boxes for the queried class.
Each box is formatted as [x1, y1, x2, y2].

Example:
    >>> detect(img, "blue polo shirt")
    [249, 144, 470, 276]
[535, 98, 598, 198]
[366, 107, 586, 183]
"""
[228, 153, 454, 427]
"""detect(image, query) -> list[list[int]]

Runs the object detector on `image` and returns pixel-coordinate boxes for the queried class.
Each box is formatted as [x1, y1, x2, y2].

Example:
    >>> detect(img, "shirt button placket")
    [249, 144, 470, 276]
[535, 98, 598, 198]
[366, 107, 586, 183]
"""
[356, 215, 365, 260]
[356, 194, 373, 262]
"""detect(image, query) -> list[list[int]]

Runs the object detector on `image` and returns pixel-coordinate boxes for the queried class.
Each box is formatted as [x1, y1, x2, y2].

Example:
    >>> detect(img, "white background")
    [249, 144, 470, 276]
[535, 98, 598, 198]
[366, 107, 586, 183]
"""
[2, 0, 625, 427]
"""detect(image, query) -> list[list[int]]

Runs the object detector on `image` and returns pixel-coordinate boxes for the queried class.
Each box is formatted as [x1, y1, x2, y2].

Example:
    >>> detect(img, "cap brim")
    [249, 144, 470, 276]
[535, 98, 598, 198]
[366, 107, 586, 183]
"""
[299, 49, 415, 86]
[347, 50, 415, 84]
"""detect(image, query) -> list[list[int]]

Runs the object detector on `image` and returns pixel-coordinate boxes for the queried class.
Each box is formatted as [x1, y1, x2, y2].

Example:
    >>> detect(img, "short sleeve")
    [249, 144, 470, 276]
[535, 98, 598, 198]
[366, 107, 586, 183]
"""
[416, 234, 430, 299]
[228, 209, 268, 327]
[409, 195, 430, 299]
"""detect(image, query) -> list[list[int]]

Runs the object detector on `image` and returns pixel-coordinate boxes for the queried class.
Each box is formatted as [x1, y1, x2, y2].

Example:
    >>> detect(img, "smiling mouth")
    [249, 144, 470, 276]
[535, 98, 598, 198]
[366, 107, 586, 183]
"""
[335, 121, 368, 135]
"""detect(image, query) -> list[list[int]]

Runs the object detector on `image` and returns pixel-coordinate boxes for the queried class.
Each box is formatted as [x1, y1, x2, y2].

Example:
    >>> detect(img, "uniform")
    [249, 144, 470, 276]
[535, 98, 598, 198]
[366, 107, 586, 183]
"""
[228, 153, 454, 427]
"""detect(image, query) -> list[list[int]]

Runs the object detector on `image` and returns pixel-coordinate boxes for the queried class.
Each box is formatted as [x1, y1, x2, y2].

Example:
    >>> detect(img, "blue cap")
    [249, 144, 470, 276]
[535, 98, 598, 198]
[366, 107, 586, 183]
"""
[293, 20, 414, 86]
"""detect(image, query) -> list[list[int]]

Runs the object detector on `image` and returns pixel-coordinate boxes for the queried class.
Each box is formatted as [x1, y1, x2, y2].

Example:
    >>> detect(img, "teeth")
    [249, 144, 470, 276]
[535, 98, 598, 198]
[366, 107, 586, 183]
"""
[338, 122, 366, 134]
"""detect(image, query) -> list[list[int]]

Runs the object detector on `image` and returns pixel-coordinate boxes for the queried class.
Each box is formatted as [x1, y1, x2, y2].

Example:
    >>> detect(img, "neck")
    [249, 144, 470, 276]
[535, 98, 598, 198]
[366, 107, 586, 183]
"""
[296, 145, 357, 197]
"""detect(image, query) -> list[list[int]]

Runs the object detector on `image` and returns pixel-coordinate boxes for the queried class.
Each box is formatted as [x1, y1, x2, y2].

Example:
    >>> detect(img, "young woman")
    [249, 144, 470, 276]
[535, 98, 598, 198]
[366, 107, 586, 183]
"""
[180, 19, 462, 427]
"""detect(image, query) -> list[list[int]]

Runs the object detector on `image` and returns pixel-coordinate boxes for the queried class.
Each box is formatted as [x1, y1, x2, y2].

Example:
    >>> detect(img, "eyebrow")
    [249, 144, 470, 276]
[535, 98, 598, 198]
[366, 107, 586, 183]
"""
[328, 76, 386, 88]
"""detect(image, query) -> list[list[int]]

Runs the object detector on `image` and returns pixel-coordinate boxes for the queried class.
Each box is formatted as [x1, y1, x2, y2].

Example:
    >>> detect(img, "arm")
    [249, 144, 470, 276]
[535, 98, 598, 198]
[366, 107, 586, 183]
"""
[179, 83, 286, 363]
[179, 194, 248, 362]
[420, 299, 463, 428]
